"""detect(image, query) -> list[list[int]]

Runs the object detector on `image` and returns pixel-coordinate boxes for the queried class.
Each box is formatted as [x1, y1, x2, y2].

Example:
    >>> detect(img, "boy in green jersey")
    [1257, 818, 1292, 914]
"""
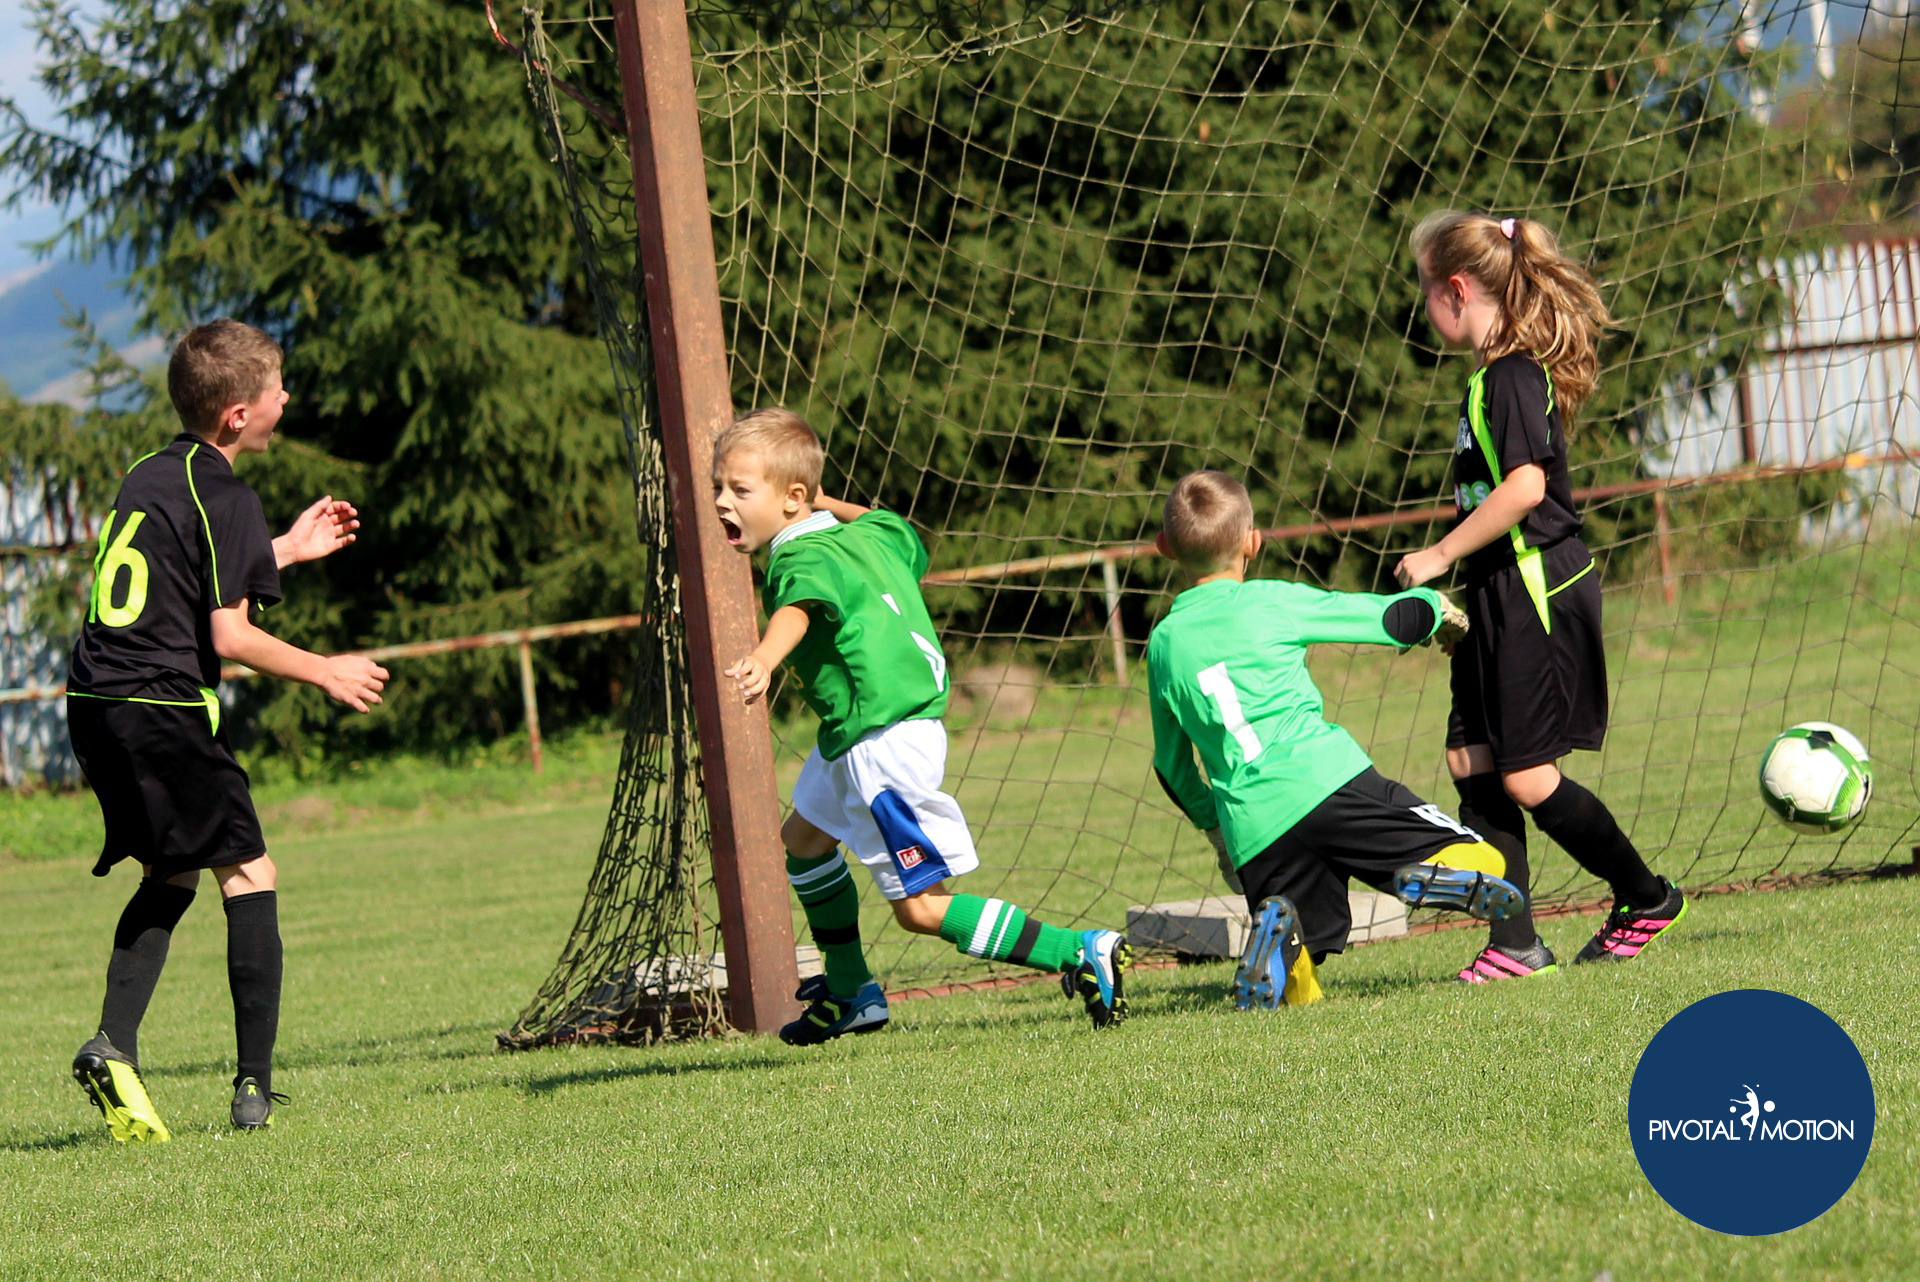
[714, 408, 1131, 1043]
[1146, 471, 1524, 1007]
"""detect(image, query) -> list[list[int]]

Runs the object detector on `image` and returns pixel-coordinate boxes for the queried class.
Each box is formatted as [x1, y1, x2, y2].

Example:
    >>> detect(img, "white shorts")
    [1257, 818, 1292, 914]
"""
[790, 718, 980, 900]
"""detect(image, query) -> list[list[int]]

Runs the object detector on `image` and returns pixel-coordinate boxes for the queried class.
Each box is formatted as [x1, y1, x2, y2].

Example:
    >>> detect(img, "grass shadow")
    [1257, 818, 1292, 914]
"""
[0, 1127, 114, 1153]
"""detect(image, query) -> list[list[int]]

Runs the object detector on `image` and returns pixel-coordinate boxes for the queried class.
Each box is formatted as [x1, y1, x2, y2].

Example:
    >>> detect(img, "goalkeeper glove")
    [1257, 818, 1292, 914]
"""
[1204, 827, 1243, 894]
[1426, 593, 1470, 649]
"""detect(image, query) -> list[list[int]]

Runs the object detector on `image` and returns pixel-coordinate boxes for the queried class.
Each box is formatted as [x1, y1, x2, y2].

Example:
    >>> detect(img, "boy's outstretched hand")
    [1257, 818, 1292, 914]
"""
[275, 496, 360, 569]
[725, 654, 773, 705]
[321, 655, 389, 713]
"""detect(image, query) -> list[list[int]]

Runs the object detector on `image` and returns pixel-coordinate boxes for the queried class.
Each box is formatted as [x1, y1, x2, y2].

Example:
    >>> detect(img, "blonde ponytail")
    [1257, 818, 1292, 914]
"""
[1411, 210, 1612, 423]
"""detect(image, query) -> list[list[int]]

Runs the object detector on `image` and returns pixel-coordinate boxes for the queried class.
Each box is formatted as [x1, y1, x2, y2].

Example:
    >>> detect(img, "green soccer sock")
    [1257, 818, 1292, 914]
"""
[938, 894, 1084, 973]
[786, 850, 872, 998]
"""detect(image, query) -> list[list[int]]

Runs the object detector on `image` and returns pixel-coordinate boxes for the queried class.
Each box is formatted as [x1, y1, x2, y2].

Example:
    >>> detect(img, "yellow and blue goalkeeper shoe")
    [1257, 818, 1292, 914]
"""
[1393, 858, 1524, 922]
[72, 1034, 170, 1144]
[1235, 896, 1317, 1010]
[1062, 929, 1132, 1029]
[779, 981, 890, 1046]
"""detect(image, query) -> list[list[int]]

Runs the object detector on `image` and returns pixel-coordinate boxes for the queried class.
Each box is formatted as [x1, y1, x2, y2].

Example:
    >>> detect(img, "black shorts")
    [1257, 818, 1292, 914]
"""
[1447, 539, 1608, 771]
[67, 695, 266, 878]
[1238, 768, 1492, 958]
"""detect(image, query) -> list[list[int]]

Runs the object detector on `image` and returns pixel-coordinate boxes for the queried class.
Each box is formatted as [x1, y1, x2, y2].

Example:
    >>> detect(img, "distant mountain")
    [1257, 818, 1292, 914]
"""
[0, 256, 142, 401]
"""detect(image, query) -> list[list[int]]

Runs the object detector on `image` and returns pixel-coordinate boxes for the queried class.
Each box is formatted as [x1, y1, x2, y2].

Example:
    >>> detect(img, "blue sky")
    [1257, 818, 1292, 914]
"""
[0, 0, 79, 286]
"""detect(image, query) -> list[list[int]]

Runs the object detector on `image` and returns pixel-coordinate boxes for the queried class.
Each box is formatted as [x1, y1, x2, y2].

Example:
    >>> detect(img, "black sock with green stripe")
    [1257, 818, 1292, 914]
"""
[786, 851, 873, 998]
[99, 879, 197, 1064]
[937, 894, 1083, 972]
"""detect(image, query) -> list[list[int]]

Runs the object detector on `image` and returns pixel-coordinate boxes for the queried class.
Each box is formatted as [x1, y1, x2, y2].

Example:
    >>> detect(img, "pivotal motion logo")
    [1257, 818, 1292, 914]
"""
[1630, 989, 1875, 1235]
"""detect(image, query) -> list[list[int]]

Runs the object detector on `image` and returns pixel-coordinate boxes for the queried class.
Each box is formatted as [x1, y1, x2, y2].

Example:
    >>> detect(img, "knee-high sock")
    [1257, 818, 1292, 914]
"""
[937, 894, 1083, 972]
[98, 880, 197, 1064]
[1529, 776, 1666, 909]
[1455, 775, 1535, 951]
[787, 851, 872, 998]
[223, 891, 282, 1091]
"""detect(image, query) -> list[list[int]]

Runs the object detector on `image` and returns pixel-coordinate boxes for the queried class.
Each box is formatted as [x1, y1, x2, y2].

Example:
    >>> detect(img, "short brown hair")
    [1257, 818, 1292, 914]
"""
[1163, 470, 1253, 574]
[712, 407, 825, 497]
[167, 319, 284, 433]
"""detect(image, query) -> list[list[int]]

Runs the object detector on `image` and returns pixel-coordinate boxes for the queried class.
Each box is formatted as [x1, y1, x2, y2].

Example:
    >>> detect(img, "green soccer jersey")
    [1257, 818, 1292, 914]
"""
[763, 509, 949, 760]
[1146, 577, 1446, 867]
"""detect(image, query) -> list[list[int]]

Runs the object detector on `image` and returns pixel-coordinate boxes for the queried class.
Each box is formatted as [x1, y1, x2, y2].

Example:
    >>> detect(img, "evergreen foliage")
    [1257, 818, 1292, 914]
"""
[1, 0, 1833, 753]
[700, 1, 1823, 611]
[1, 0, 642, 755]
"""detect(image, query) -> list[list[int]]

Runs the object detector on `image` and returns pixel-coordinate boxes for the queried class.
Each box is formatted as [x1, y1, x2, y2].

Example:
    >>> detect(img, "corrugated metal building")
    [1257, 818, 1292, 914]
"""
[1648, 238, 1920, 534]
[2, 472, 92, 785]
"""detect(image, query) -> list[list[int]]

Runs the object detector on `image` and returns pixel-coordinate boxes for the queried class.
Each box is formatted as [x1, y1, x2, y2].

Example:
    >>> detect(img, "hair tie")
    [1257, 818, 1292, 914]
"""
[1499, 217, 1517, 240]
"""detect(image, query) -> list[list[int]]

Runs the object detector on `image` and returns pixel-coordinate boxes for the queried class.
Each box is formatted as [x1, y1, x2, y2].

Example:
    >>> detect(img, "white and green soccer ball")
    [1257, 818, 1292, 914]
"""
[1757, 722, 1873, 835]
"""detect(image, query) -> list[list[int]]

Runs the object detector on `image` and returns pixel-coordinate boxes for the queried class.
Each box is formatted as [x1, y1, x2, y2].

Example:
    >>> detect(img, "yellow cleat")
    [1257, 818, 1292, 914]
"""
[1281, 945, 1324, 1006]
[73, 1035, 170, 1144]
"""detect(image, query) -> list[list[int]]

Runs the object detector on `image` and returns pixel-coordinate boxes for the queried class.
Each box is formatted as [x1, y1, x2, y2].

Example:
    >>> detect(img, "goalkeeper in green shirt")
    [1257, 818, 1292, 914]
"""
[1147, 471, 1524, 1008]
[714, 408, 1131, 1045]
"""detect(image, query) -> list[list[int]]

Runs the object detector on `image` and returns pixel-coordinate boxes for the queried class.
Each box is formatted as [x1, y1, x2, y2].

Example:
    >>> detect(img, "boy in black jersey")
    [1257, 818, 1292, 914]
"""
[66, 319, 387, 1140]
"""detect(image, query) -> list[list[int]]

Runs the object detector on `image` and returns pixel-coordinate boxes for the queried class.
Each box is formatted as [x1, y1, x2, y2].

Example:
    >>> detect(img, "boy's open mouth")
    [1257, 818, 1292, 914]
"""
[718, 514, 742, 544]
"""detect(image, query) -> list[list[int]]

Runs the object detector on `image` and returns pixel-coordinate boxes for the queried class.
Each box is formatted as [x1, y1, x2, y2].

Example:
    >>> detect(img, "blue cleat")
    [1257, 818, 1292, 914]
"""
[1235, 896, 1305, 1011]
[1061, 929, 1131, 1028]
[779, 980, 890, 1046]
[1392, 863, 1525, 922]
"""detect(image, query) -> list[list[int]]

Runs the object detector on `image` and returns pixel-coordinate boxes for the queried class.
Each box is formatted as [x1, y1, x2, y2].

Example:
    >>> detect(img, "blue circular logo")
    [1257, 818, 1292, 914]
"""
[1629, 989, 1875, 1235]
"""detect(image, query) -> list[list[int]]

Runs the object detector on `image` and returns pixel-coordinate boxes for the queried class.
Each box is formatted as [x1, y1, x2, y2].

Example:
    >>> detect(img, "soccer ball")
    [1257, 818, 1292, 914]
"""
[1757, 722, 1872, 834]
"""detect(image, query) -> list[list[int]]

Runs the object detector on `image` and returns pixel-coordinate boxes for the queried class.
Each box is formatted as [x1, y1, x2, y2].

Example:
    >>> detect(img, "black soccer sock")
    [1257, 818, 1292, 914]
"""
[223, 891, 283, 1092]
[1455, 775, 1535, 951]
[98, 880, 197, 1064]
[1528, 776, 1666, 909]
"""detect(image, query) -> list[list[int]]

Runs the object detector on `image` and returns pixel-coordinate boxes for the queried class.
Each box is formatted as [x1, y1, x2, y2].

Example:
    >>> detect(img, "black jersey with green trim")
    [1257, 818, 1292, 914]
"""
[68, 436, 281, 700]
[1452, 354, 1581, 578]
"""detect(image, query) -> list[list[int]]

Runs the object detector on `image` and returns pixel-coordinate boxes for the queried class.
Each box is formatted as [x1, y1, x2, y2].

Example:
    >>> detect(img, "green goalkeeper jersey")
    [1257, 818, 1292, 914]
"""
[763, 509, 949, 760]
[1146, 577, 1445, 867]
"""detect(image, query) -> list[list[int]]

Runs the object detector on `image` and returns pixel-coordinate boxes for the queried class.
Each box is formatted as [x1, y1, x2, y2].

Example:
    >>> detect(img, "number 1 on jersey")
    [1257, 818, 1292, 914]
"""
[1197, 662, 1262, 762]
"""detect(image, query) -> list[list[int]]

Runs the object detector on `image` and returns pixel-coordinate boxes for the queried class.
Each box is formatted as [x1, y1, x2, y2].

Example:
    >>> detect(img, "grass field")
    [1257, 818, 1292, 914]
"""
[2, 775, 1915, 1280]
[2, 530, 1916, 1277]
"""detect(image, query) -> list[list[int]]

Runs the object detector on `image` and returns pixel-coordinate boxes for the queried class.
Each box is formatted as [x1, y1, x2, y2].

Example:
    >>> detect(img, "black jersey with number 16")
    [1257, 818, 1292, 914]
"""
[68, 436, 281, 702]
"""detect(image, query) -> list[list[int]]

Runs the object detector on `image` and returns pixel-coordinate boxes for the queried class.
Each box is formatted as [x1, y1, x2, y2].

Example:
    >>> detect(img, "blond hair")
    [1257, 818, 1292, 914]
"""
[712, 407, 825, 497]
[167, 319, 284, 433]
[1163, 471, 1254, 575]
[1411, 210, 1612, 422]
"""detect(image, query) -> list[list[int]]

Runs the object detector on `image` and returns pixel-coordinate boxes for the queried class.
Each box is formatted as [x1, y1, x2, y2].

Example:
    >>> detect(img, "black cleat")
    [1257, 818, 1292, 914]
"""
[231, 1076, 288, 1131]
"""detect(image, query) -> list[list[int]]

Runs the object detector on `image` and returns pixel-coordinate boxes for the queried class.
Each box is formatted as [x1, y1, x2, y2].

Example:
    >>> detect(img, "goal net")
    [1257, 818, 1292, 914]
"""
[501, 0, 1920, 1042]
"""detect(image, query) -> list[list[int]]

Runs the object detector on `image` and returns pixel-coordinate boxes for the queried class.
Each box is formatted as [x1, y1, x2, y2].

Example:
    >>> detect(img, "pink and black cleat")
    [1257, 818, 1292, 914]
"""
[1457, 936, 1558, 983]
[1573, 879, 1688, 963]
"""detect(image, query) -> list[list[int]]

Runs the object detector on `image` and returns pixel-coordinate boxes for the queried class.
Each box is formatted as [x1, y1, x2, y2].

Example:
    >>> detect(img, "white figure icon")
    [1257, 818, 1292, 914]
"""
[1728, 1084, 1771, 1138]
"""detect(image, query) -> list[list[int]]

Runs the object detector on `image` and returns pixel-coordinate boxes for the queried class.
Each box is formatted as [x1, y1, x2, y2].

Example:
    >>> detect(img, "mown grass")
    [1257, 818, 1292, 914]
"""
[0, 799, 1913, 1281]
[9, 529, 1918, 993]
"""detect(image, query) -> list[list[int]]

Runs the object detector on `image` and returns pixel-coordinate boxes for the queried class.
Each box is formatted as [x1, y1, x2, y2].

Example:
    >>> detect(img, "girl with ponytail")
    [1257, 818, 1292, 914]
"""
[1395, 211, 1687, 982]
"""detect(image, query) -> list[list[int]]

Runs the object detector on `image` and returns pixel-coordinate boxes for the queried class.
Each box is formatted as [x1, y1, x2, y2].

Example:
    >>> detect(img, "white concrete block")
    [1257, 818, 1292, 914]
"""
[1126, 890, 1407, 958]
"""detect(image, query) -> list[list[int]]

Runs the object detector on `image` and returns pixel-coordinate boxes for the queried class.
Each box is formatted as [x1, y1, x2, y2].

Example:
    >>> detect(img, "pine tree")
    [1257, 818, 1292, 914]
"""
[1, 0, 642, 755]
